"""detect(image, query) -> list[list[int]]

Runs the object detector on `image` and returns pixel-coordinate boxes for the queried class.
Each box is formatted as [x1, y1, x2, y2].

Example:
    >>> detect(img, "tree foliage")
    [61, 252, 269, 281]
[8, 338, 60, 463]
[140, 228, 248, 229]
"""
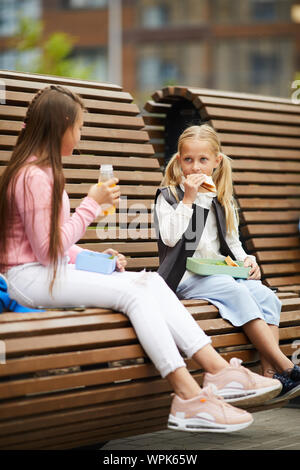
[11, 17, 95, 79]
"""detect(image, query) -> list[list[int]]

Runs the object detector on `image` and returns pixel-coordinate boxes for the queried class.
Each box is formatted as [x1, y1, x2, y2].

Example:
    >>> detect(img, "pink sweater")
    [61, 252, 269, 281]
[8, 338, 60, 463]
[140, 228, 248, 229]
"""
[5, 160, 101, 271]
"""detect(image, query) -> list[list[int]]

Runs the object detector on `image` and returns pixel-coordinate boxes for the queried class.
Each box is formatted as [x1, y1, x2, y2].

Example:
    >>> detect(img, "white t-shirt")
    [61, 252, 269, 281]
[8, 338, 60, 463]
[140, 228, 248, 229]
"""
[155, 184, 255, 283]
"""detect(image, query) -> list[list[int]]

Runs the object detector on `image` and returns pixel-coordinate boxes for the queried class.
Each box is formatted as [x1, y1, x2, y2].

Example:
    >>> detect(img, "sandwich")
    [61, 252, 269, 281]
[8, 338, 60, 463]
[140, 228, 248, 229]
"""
[200, 175, 216, 193]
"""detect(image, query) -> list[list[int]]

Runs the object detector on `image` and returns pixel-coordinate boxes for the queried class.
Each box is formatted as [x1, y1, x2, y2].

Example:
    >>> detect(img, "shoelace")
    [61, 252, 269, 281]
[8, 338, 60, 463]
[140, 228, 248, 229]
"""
[273, 370, 294, 386]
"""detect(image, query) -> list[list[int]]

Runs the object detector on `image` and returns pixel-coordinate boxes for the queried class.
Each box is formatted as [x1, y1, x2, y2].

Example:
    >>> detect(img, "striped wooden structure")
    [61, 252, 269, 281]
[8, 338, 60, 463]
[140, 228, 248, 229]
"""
[0, 73, 299, 450]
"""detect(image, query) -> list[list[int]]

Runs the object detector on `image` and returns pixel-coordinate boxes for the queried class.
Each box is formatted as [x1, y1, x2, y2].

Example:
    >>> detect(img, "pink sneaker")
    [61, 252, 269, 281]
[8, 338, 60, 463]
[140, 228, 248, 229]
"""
[168, 384, 253, 433]
[203, 358, 282, 407]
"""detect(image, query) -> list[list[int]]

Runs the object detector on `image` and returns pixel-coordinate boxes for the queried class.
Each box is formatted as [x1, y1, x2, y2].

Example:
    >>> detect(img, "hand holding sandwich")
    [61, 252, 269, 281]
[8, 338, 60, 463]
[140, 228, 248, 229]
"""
[183, 174, 216, 207]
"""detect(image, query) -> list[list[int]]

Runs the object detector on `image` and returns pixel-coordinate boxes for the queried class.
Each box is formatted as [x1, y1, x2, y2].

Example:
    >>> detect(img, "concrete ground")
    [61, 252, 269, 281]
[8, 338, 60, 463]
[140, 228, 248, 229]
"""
[101, 403, 300, 451]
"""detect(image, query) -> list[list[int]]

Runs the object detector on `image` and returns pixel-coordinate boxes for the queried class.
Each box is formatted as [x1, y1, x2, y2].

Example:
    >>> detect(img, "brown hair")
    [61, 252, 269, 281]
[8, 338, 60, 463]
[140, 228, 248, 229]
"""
[0, 85, 85, 292]
[161, 124, 239, 234]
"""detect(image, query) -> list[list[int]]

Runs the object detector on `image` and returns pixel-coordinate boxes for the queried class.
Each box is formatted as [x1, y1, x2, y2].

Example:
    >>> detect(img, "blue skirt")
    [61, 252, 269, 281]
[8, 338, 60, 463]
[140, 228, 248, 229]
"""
[176, 274, 281, 327]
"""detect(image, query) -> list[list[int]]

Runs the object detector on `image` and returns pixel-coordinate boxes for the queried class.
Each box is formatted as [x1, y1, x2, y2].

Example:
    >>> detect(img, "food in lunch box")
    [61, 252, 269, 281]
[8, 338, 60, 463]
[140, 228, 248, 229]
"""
[224, 255, 239, 267]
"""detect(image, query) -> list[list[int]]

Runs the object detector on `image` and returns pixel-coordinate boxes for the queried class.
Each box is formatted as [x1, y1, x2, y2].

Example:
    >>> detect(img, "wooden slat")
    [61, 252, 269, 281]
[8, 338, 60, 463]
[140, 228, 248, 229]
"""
[233, 171, 300, 184]
[241, 211, 300, 223]
[235, 185, 300, 197]
[0, 70, 122, 91]
[277, 285, 300, 293]
[78, 241, 157, 254]
[1, 77, 133, 103]
[75, 198, 155, 210]
[0, 106, 145, 130]
[212, 119, 300, 137]
[232, 159, 300, 172]
[62, 154, 160, 170]
[0, 344, 145, 377]
[222, 146, 300, 161]
[257, 250, 300, 262]
[219, 132, 300, 148]
[63, 169, 161, 184]
[266, 275, 300, 287]
[126, 257, 159, 269]
[65, 184, 158, 197]
[144, 100, 171, 114]
[246, 236, 300, 250]
[193, 95, 300, 114]
[182, 86, 297, 105]
[242, 223, 299, 237]
[4, 90, 140, 116]
[0, 135, 154, 156]
[4, 327, 138, 357]
[238, 198, 300, 210]
[0, 363, 160, 400]
[203, 106, 300, 125]
[80, 228, 156, 242]
[0, 313, 130, 339]
[261, 262, 300, 276]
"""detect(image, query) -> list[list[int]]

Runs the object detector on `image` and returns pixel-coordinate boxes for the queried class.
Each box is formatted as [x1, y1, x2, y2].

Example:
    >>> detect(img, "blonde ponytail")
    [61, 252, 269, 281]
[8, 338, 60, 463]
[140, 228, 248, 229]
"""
[213, 152, 239, 234]
[161, 153, 183, 202]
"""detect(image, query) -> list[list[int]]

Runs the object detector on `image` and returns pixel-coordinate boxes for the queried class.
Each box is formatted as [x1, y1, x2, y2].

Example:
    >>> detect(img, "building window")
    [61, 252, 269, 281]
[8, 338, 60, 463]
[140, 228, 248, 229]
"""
[291, 4, 300, 22]
[141, 4, 170, 28]
[0, 50, 17, 70]
[0, 0, 41, 37]
[139, 56, 179, 88]
[71, 48, 108, 81]
[64, 0, 107, 9]
[250, 0, 277, 21]
[250, 52, 280, 86]
[0, 48, 40, 72]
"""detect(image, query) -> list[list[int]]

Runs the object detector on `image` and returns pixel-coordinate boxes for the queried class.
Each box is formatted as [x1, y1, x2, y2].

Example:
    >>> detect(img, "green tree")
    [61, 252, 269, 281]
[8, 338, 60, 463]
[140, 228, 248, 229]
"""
[11, 17, 95, 79]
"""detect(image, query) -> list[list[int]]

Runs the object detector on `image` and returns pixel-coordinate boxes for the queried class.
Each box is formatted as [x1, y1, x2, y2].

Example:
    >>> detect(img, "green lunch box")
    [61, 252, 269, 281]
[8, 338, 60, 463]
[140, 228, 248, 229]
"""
[186, 257, 250, 279]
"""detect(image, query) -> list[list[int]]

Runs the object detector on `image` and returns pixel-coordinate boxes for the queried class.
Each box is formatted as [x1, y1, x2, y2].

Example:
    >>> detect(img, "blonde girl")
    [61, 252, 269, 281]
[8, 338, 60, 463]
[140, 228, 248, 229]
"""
[155, 124, 300, 404]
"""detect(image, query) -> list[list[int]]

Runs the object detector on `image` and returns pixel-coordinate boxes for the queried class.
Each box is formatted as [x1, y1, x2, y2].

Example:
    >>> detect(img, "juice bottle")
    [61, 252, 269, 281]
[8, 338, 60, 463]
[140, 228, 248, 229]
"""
[98, 164, 116, 215]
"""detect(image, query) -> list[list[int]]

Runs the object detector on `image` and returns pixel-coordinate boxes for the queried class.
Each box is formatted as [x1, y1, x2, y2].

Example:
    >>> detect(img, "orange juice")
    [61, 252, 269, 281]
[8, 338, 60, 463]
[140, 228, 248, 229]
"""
[98, 164, 116, 215]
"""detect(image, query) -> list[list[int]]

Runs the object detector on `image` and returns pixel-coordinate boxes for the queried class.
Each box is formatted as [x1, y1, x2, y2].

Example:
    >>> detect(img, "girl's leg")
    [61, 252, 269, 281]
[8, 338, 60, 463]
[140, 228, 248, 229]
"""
[6, 264, 207, 381]
[148, 273, 283, 406]
[242, 319, 293, 374]
[192, 343, 230, 374]
[139, 272, 229, 374]
[259, 325, 280, 376]
[6, 264, 278, 416]
[237, 280, 290, 375]
[167, 367, 202, 400]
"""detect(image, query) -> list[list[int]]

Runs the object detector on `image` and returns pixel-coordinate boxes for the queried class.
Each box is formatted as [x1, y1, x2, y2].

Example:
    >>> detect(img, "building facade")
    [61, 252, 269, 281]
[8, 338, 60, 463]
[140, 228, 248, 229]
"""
[0, 0, 299, 104]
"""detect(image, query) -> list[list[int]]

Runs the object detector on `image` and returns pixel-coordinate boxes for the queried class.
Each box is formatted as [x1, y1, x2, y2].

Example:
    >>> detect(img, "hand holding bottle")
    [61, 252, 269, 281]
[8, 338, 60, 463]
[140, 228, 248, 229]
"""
[97, 164, 117, 215]
[88, 177, 120, 212]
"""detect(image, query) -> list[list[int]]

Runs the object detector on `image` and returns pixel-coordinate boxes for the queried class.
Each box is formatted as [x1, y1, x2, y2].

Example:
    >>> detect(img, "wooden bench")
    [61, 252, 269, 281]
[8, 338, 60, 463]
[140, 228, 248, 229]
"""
[0, 73, 299, 450]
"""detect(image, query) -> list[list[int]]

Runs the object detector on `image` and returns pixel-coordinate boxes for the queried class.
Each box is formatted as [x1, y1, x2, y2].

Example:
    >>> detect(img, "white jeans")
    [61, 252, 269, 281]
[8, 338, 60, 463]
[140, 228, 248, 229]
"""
[5, 262, 211, 378]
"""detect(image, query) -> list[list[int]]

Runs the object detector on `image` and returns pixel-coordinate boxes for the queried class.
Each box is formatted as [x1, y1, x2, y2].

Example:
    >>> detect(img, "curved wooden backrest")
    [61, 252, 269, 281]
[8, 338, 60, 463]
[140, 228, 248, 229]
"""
[144, 86, 300, 293]
[0, 70, 160, 271]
